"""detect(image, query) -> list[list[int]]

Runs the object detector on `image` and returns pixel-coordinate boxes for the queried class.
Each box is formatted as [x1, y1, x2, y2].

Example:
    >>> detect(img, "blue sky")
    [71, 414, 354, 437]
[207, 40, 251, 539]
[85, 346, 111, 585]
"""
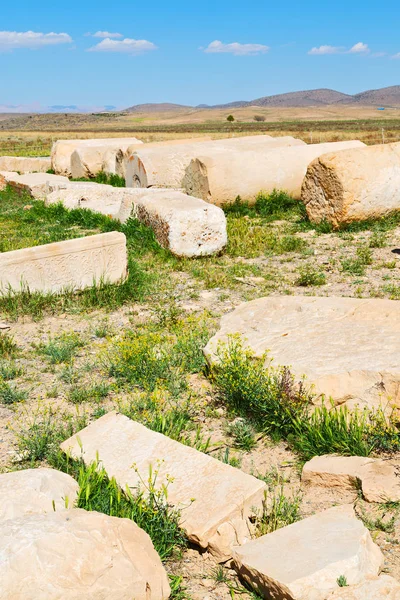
[1, 0, 400, 110]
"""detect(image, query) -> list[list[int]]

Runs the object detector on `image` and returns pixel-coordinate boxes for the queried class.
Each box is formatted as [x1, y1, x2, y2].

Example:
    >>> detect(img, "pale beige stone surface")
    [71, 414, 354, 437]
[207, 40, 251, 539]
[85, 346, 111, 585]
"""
[0, 232, 127, 293]
[132, 190, 228, 257]
[302, 142, 400, 228]
[45, 184, 126, 219]
[0, 171, 69, 199]
[0, 468, 78, 523]
[184, 141, 365, 205]
[326, 575, 400, 599]
[0, 508, 171, 600]
[70, 139, 143, 179]
[232, 505, 383, 600]
[0, 156, 51, 173]
[302, 456, 400, 503]
[60, 412, 266, 553]
[204, 296, 400, 411]
[51, 137, 142, 176]
[126, 135, 305, 188]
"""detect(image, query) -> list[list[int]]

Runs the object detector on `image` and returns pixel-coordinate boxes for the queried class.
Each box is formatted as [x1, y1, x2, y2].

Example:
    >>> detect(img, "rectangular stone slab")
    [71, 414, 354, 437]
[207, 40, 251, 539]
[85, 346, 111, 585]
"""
[60, 412, 266, 549]
[0, 232, 127, 293]
[233, 505, 383, 600]
[0, 156, 51, 173]
[0, 171, 69, 199]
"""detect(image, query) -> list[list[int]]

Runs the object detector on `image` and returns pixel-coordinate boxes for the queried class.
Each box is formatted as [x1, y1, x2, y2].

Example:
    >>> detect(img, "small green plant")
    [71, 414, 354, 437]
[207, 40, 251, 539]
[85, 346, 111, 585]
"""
[369, 230, 387, 248]
[68, 382, 110, 404]
[0, 332, 18, 358]
[337, 575, 348, 587]
[341, 245, 373, 276]
[0, 381, 27, 404]
[0, 360, 22, 380]
[39, 332, 84, 364]
[296, 264, 326, 286]
[255, 485, 302, 536]
[76, 459, 186, 560]
[210, 565, 229, 584]
[226, 418, 257, 451]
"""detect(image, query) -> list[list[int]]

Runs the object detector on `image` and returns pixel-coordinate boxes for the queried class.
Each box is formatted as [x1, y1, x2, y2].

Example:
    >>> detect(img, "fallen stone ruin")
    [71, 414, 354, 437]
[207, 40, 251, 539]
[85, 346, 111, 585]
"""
[205, 295, 400, 411]
[0, 156, 51, 173]
[0, 231, 127, 293]
[302, 141, 400, 227]
[60, 411, 266, 562]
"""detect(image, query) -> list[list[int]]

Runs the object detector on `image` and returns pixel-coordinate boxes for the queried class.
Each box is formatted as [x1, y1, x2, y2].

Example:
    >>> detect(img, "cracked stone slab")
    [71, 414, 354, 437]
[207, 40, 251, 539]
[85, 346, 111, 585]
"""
[204, 296, 400, 411]
[60, 411, 266, 555]
[302, 455, 400, 503]
[232, 504, 383, 600]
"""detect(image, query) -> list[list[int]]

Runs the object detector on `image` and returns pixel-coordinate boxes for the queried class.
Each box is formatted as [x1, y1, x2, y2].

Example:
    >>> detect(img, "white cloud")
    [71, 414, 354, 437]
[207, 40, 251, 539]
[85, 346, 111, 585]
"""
[348, 42, 369, 53]
[93, 31, 123, 38]
[309, 41, 373, 56]
[0, 30, 72, 51]
[203, 40, 269, 56]
[392, 52, 400, 59]
[87, 37, 157, 54]
[308, 45, 342, 55]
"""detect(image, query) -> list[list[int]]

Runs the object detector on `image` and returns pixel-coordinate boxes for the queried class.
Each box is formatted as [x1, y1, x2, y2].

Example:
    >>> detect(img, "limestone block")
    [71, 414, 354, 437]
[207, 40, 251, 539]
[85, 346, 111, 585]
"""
[0, 468, 78, 523]
[71, 139, 143, 179]
[126, 135, 305, 188]
[204, 296, 400, 411]
[183, 141, 365, 205]
[232, 505, 383, 600]
[0, 509, 171, 600]
[60, 412, 266, 555]
[45, 184, 127, 219]
[132, 190, 228, 257]
[51, 138, 143, 177]
[302, 142, 400, 227]
[0, 231, 127, 293]
[302, 456, 400, 503]
[0, 156, 51, 173]
[0, 171, 69, 199]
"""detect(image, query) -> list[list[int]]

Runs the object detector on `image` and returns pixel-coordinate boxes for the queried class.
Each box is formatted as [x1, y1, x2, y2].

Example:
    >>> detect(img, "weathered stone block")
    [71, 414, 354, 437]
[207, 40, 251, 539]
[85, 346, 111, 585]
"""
[0, 156, 51, 173]
[0, 468, 78, 522]
[232, 505, 383, 600]
[0, 171, 69, 198]
[60, 412, 266, 555]
[0, 509, 171, 599]
[0, 232, 127, 293]
[204, 296, 400, 411]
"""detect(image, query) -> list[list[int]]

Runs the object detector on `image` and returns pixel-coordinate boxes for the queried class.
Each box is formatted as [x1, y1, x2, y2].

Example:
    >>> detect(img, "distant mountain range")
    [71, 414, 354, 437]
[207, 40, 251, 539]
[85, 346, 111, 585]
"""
[124, 86, 400, 112]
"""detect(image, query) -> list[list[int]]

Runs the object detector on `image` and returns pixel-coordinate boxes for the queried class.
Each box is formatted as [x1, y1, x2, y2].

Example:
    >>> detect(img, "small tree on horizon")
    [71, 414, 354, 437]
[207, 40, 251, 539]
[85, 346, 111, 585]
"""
[227, 115, 235, 122]
[254, 115, 266, 122]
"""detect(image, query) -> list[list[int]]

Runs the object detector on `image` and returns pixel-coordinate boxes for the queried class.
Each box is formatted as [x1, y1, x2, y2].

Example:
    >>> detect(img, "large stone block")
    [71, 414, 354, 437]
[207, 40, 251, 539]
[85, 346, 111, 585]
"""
[0, 232, 127, 293]
[70, 139, 143, 179]
[302, 142, 400, 228]
[0, 156, 51, 173]
[45, 184, 127, 219]
[132, 190, 228, 257]
[204, 296, 400, 411]
[0, 171, 69, 198]
[232, 505, 383, 600]
[126, 135, 305, 188]
[302, 455, 400, 503]
[60, 412, 266, 555]
[0, 509, 171, 600]
[183, 141, 365, 205]
[51, 137, 143, 177]
[0, 468, 79, 523]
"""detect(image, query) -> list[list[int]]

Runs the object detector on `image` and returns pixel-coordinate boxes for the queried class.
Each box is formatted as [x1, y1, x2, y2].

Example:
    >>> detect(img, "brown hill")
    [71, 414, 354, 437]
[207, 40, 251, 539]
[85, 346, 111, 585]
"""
[124, 103, 190, 113]
[336, 85, 400, 106]
[250, 88, 352, 107]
